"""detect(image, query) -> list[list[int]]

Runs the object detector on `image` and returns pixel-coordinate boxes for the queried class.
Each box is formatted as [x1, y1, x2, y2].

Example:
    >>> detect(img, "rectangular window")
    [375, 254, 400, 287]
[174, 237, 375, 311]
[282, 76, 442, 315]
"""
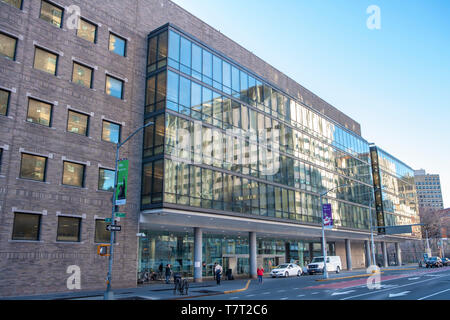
[168, 30, 180, 63]
[72, 62, 93, 88]
[67, 110, 89, 136]
[98, 168, 115, 192]
[2, 0, 22, 9]
[40, 0, 63, 28]
[12, 213, 41, 241]
[62, 161, 85, 187]
[106, 75, 124, 99]
[0, 32, 17, 60]
[20, 153, 47, 182]
[0, 89, 10, 116]
[56, 216, 81, 242]
[95, 220, 111, 243]
[77, 18, 97, 43]
[102, 120, 121, 144]
[34, 47, 58, 75]
[27, 98, 52, 127]
[109, 33, 126, 57]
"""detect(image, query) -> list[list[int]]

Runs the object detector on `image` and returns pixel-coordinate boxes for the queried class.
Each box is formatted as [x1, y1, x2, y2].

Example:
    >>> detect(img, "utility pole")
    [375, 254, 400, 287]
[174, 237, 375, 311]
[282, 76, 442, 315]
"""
[104, 121, 153, 300]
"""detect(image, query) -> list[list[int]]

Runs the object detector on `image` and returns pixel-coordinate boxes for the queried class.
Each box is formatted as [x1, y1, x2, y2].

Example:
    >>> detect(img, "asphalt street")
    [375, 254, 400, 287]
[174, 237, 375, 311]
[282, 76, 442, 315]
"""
[196, 266, 450, 301]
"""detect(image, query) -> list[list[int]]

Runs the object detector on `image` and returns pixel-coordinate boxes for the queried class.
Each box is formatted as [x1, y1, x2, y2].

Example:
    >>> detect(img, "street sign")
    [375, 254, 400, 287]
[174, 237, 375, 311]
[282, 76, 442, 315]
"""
[115, 159, 129, 205]
[115, 212, 126, 218]
[105, 218, 113, 223]
[106, 225, 122, 232]
[322, 204, 333, 229]
[384, 225, 412, 235]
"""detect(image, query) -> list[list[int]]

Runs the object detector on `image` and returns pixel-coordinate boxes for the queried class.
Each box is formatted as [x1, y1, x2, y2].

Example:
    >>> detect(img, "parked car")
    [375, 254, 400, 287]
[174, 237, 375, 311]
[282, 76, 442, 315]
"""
[441, 257, 450, 267]
[307, 256, 342, 274]
[270, 263, 303, 278]
[425, 256, 443, 268]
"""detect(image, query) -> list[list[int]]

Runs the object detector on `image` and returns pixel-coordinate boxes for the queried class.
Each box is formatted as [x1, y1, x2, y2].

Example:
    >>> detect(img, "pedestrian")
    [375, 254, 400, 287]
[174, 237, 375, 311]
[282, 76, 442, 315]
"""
[158, 262, 163, 280]
[215, 263, 223, 285]
[165, 264, 172, 284]
[257, 266, 264, 284]
[213, 262, 217, 280]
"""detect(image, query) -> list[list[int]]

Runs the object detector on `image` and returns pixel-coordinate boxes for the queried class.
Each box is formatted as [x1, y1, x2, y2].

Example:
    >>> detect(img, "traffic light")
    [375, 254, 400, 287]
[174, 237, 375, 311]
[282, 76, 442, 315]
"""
[97, 244, 111, 257]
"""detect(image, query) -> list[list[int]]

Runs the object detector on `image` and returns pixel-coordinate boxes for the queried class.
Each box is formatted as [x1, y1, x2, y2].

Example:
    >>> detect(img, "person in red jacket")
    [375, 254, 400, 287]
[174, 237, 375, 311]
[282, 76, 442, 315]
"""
[257, 266, 264, 284]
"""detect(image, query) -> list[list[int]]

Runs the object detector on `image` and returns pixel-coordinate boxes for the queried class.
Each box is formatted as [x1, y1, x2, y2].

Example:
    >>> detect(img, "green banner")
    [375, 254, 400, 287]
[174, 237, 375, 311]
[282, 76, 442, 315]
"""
[115, 159, 129, 205]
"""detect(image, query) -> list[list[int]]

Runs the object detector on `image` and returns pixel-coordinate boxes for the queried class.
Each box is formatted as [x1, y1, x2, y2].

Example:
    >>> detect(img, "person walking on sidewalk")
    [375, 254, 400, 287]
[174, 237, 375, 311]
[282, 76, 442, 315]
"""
[215, 263, 223, 285]
[257, 266, 264, 284]
[165, 264, 172, 284]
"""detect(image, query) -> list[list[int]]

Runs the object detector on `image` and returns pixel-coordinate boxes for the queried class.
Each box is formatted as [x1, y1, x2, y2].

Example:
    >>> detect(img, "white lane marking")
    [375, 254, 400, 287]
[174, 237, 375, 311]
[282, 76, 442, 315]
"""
[262, 292, 271, 295]
[341, 273, 450, 300]
[418, 288, 450, 300]
[408, 277, 420, 280]
[246, 294, 255, 297]
[297, 294, 305, 297]
[388, 291, 411, 298]
[312, 292, 319, 295]
[277, 290, 286, 293]
[331, 290, 356, 296]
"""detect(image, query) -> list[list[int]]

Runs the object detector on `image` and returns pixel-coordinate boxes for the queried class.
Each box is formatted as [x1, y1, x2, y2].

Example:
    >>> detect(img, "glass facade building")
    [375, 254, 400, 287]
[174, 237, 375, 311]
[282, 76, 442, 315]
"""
[138, 24, 380, 278]
[370, 145, 420, 237]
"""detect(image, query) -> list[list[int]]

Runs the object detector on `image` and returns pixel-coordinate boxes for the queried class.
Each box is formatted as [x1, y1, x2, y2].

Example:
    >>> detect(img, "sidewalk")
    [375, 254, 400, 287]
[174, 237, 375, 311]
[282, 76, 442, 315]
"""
[0, 277, 253, 301]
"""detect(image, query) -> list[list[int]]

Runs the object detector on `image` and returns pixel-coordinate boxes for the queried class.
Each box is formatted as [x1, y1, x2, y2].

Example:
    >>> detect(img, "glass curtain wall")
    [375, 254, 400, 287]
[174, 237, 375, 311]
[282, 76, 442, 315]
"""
[142, 26, 374, 231]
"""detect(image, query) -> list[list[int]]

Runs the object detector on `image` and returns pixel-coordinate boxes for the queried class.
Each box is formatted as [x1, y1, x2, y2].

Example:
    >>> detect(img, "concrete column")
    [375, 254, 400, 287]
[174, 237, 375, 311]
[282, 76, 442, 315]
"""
[395, 242, 402, 266]
[249, 232, 257, 279]
[194, 227, 202, 283]
[364, 240, 371, 267]
[382, 242, 388, 268]
[345, 239, 352, 270]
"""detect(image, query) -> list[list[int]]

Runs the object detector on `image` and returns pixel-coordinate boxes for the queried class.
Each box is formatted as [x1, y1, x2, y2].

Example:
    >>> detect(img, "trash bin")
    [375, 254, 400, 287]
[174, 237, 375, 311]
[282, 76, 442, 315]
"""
[226, 269, 234, 280]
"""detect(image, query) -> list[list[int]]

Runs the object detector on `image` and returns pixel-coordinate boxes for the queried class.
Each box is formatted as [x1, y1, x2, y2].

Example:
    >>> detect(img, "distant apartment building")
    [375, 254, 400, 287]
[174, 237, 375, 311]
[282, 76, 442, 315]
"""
[414, 169, 444, 210]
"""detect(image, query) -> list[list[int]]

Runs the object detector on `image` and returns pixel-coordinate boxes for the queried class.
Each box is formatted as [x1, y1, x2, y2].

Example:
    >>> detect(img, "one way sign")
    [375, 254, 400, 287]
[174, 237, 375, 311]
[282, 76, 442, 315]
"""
[106, 225, 122, 232]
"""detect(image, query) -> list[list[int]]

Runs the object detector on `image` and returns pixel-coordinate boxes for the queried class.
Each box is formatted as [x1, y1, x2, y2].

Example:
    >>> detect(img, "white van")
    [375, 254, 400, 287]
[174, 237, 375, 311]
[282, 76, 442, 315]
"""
[307, 256, 342, 274]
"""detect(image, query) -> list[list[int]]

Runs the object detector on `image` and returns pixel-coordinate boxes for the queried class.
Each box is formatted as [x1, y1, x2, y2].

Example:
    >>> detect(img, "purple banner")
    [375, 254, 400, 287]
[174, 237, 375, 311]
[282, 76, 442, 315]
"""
[322, 204, 333, 229]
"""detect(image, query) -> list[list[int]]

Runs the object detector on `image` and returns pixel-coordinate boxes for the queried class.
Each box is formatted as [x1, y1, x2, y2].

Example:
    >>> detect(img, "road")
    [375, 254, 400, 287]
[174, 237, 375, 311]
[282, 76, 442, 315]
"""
[195, 266, 450, 301]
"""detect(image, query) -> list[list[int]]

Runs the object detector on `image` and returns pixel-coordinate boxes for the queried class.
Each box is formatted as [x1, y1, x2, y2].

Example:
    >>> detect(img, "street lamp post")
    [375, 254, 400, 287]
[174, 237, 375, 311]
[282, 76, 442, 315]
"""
[104, 121, 153, 300]
[320, 184, 348, 279]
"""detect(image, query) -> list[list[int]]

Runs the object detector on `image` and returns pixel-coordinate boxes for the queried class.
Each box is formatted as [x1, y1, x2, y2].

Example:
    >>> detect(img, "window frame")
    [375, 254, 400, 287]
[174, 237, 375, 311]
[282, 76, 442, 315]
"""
[71, 61, 94, 89]
[94, 219, 113, 244]
[12, 212, 42, 241]
[56, 216, 82, 243]
[76, 17, 98, 44]
[0, 88, 11, 116]
[98, 167, 115, 192]
[1, 0, 23, 10]
[66, 109, 90, 137]
[0, 31, 18, 61]
[33, 46, 59, 75]
[101, 119, 121, 144]
[19, 153, 48, 182]
[109, 32, 127, 57]
[62, 160, 86, 188]
[105, 75, 124, 100]
[39, 0, 64, 29]
[26, 97, 53, 127]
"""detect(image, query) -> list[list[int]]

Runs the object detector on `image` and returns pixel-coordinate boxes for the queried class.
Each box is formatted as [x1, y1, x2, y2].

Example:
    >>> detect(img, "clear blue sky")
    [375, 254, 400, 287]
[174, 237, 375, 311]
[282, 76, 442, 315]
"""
[172, 0, 450, 208]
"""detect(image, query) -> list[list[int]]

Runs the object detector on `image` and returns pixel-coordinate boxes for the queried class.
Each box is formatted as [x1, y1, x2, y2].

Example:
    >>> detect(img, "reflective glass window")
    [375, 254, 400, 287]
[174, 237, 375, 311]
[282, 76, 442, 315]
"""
[98, 168, 115, 192]
[106, 75, 124, 99]
[95, 220, 111, 243]
[168, 30, 180, 62]
[72, 62, 93, 88]
[167, 70, 179, 107]
[0, 89, 10, 116]
[102, 120, 121, 144]
[231, 66, 240, 94]
[202, 49, 212, 84]
[56, 217, 81, 242]
[20, 153, 46, 182]
[12, 213, 41, 241]
[222, 61, 231, 93]
[40, 1, 63, 28]
[192, 43, 202, 79]
[109, 33, 126, 57]
[34, 47, 58, 75]
[67, 110, 88, 136]
[77, 18, 97, 43]
[180, 36, 191, 72]
[62, 161, 85, 187]
[179, 76, 191, 114]
[27, 98, 52, 127]
[2, 0, 22, 9]
[0, 32, 17, 60]
[213, 55, 222, 90]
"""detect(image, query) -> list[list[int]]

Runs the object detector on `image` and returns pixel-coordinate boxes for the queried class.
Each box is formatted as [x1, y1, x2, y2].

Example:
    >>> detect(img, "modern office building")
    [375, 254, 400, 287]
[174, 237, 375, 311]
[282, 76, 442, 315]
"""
[0, 0, 420, 297]
[369, 145, 421, 238]
[414, 169, 444, 210]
